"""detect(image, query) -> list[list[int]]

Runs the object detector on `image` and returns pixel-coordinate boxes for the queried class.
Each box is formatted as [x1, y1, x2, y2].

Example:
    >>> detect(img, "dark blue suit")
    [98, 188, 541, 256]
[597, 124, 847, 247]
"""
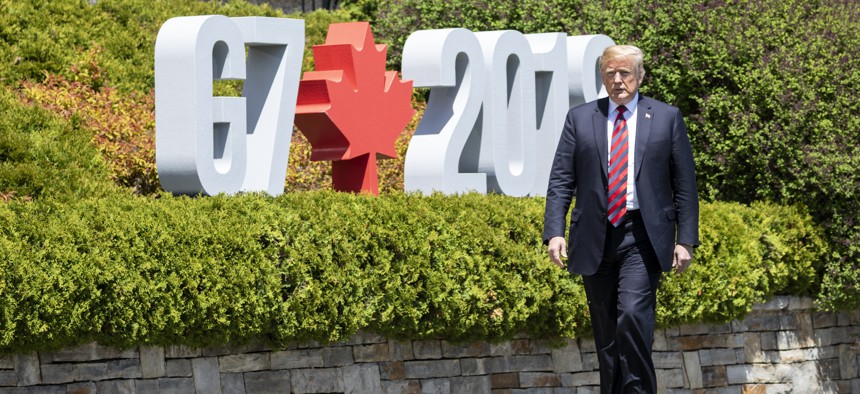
[544, 95, 699, 392]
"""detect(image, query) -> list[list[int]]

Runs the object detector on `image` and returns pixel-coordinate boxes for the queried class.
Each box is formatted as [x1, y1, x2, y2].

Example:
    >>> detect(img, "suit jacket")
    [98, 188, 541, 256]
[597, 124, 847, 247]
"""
[543, 95, 699, 276]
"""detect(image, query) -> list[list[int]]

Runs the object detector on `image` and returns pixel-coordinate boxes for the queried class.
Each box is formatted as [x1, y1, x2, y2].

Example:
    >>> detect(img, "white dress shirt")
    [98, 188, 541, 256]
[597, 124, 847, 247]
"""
[607, 93, 640, 211]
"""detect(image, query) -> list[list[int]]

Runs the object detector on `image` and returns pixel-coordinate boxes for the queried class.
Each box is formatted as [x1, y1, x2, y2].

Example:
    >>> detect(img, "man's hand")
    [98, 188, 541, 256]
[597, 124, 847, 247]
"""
[547, 236, 567, 269]
[673, 244, 694, 275]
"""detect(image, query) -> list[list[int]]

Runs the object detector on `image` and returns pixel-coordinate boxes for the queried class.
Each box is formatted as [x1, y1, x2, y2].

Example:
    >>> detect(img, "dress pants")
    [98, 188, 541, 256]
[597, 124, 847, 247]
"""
[582, 210, 662, 394]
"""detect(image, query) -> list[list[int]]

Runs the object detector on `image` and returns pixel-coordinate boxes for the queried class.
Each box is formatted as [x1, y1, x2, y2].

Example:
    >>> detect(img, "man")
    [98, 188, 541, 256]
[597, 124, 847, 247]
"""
[543, 45, 699, 393]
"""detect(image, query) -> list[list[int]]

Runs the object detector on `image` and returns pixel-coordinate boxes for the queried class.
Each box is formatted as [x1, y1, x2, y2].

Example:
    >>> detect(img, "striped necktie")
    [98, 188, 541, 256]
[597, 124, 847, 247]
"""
[608, 105, 628, 226]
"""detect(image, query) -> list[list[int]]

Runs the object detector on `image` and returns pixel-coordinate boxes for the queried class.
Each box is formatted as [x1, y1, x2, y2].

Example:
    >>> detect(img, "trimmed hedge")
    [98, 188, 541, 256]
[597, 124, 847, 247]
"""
[0, 191, 825, 353]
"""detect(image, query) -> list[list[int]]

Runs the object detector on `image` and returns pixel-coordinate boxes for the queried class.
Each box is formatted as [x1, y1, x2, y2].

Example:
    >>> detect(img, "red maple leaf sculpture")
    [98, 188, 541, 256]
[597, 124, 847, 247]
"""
[294, 22, 415, 195]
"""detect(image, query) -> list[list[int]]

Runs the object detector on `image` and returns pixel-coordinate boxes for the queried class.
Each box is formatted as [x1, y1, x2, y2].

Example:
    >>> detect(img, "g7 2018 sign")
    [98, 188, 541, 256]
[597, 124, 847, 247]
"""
[155, 16, 612, 196]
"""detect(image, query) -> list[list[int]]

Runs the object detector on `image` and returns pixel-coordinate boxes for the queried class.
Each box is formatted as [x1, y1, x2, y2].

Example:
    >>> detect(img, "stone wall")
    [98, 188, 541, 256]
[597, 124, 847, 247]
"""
[0, 296, 857, 393]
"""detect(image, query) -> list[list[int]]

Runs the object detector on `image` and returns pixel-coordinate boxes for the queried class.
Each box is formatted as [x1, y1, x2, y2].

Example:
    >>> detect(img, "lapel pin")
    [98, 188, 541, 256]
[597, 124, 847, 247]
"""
[645, 113, 651, 119]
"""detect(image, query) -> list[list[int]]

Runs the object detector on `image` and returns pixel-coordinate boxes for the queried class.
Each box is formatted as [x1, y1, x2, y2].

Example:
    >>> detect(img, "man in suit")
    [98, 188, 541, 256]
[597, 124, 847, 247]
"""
[544, 45, 699, 393]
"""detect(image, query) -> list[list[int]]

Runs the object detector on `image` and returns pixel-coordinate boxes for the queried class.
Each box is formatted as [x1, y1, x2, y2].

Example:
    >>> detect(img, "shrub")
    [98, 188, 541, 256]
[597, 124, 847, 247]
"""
[0, 192, 826, 352]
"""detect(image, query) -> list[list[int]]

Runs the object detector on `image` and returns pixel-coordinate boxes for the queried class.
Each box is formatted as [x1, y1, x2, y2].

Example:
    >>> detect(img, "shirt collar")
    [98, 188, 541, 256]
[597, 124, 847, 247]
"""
[609, 92, 639, 117]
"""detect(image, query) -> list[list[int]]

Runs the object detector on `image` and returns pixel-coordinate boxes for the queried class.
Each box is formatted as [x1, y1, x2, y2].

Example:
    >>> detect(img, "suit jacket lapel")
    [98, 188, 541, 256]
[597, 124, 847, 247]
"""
[635, 95, 653, 180]
[593, 98, 610, 181]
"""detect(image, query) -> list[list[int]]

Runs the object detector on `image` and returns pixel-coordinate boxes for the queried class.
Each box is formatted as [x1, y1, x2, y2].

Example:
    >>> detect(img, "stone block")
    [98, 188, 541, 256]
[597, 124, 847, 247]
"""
[562, 371, 599, 386]
[413, 340, 442, 360]
[135, 379, 160, 393]
[551, 339, 583, 373]
[755, 296, 790, 311]
[580, 352, 599, 371]
[760, 332, 777, 350]
[460, 358, 487, 376]
[677, 335, 704, 351]
[66, 382, 96, 394]
[777, 329, 814, 350]
[157, 377, 196, 394]
[728, 364, 796, 385]
[0, 371, 15, 387]
[420, 378, 450, 393]
[813, 312, 837, 329]
[491, 373, 519, 388]
[553, 388, 577, 394]
[488, 355, 553, 374]
[441, 341, 490, 358]
[40, 363, 105, 384]
[219, 353, 270, 373]
[578, 338, 596, 353]
[490, 342, 512, 357]
[683, 351, 703, 389]
[244, 370, 291, 394]
[779, 314, 798, 330]
[840, 344, 859, 379]
[574, 386, 601, 394]
[140, 346, 165, 378]
[220, 373, 246, 394]
[655, 330, 681, 352]
[41, 343, 137, 363]
[291, 368, 342, 393]
[389, 340, 414, 361]
[381, 380, 421, 394]
[698, 349, 738, 366]
[164, 345, 202, 359]
[270, 349, 323, 370]
[519, 372, 561, 387]
[701, 366, 727, 387]
[742, 312, 781, 332]
[509, 388, 554, 394]
[452, 376, 491, 394]
[0, 356, 12, 370]
[105, 359, 142, 379]
[743, 332, 763, 363]
[13, 353, 40, 386]
[656, 368, 684, 389]
[95, 379, 135, 394]
[321, 346, 354, 367]
[354, 343, 390, 363]
[343, 364, 382, 394]
[192, 357, 222, 394]
[653, 351, 683, 369]
[380, 361, 406, 380]
[511, 339, 532, 355]
[403, 360, 461, 379]
[789, 297, 815, 310]
[165, 359, 192, 377]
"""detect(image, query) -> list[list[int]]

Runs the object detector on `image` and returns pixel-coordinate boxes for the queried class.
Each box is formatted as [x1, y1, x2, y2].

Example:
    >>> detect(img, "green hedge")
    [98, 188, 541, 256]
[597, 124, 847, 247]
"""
[370, 0, 860, 309]
[0, 191, 825, 353]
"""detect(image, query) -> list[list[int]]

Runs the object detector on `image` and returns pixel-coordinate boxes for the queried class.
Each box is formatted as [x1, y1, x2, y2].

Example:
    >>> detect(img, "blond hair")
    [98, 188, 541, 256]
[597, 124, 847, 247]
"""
[599, 45, 645, 79]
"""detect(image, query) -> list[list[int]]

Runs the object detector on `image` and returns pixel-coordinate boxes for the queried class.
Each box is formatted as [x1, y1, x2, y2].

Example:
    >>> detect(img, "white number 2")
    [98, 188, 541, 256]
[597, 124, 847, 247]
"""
[402, 29, 613, 196]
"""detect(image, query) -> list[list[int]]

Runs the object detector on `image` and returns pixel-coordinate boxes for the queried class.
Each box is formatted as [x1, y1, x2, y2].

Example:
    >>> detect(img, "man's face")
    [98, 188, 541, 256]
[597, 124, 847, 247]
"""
[602, 57, 642, 105]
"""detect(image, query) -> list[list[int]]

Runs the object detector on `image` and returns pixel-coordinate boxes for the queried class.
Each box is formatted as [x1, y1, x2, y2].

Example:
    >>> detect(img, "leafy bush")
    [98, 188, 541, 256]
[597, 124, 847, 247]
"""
[369, 0, 860, 309]
[0, 192, 825, 353]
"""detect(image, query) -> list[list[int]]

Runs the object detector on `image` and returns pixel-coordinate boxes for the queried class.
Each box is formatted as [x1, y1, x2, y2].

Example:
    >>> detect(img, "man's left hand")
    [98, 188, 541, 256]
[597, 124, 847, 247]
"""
[672, 244, 694, 275]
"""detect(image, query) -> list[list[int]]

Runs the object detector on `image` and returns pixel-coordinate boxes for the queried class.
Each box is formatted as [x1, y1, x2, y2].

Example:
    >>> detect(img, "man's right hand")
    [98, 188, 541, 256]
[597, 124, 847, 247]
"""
[547, 236, 567, 269]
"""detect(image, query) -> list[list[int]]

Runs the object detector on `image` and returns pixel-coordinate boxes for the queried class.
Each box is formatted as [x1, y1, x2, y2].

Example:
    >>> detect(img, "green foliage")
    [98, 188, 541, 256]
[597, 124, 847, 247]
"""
[369, 0, 860, 309]
[0, 88, 115, 202]
[0, 192, 826, 353]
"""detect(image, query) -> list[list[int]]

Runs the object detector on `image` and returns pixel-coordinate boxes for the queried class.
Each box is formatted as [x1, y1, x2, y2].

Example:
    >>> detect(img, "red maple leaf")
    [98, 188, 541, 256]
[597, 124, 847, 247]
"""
[294, 22, 415, 195]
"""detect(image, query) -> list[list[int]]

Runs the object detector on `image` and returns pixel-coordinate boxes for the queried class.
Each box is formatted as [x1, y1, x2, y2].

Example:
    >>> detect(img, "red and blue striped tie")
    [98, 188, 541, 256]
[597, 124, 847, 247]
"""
[608, 106, 628, 226]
